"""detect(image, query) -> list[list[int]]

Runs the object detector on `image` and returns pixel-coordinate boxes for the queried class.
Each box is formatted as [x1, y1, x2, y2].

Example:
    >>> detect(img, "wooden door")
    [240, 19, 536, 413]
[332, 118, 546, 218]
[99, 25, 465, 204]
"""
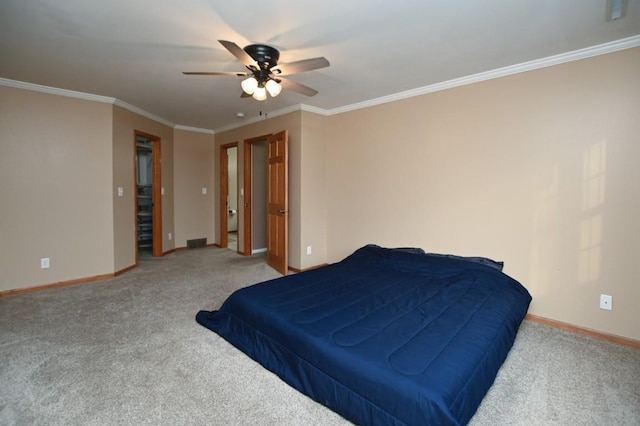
[267, 130, 288, 275]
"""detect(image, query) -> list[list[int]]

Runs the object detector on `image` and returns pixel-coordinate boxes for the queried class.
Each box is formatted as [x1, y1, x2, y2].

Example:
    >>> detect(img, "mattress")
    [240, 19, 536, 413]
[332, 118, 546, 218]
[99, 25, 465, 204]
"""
[196, 244, 531, 425]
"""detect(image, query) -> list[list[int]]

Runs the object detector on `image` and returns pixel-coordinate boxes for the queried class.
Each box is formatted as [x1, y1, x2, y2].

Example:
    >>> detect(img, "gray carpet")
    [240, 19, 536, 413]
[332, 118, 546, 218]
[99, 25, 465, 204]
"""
[1, 247, 639, 425]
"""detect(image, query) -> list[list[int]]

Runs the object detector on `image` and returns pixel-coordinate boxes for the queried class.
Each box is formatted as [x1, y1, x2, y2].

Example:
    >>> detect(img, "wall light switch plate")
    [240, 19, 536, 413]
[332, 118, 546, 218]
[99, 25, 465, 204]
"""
[41, 258, 50, 269]
[202, 187, 207, 195]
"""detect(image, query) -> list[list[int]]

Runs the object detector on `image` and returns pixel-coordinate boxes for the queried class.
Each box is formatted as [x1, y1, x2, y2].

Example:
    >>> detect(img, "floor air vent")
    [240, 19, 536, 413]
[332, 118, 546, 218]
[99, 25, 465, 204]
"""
[187, 238, 207, 249]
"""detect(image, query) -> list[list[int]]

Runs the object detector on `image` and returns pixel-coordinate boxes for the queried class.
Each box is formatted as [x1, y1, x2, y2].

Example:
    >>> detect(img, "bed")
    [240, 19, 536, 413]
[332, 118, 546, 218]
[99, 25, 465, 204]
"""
[196, 244, 531, 425]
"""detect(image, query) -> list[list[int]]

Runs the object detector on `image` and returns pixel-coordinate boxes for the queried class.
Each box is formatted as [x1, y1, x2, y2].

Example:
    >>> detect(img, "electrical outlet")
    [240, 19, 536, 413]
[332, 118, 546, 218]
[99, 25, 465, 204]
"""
[41, 258, 50, 269]
[600, 294, 612, 311]
[306, 246, 312, 255]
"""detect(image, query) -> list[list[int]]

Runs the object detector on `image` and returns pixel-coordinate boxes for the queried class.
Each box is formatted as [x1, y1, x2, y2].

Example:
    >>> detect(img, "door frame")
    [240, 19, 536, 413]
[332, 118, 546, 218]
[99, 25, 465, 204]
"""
[134, 130, 162, 260]
[219, 142, 238, 250]
[242, 134, 271, 256]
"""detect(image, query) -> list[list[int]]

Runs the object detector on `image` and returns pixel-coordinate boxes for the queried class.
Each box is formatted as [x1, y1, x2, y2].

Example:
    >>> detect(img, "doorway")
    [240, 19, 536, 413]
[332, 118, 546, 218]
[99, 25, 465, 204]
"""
[244, 131, 289, 275]
[219, 142, 238, 251]
[242, 135, 270, 257]
[221, 131, 288, 275]
[135, 131, 162, 260]
[250, 140, 268, 254]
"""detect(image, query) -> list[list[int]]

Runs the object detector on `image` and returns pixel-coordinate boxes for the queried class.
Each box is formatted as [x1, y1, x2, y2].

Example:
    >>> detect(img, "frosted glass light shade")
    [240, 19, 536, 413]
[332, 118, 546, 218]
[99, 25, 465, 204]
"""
[265, 79, 282, 97]
[252, 86, 267, 101]
[241, 77, 258, 95]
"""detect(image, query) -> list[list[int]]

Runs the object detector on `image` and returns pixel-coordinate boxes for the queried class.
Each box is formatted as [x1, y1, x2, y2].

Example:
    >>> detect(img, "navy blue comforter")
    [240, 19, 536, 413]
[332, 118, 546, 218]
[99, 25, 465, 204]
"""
[197, 245, 531, 425]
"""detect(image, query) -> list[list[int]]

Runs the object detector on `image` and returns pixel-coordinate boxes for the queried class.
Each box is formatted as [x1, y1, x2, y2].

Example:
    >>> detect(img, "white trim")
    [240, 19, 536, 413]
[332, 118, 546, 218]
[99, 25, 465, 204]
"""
[214, 114, 267, 134]
[0, 77, 177, 128]
[0, 77, 116, 104]
[212, 104, 330, 133]
[174, 125, 215, 135]
[300, 104, 330, 116]
[269, 103, 304, 118]
[213, 104, 306, 134]
[324, 35, 640, 116]
[112, 99, 175, 128]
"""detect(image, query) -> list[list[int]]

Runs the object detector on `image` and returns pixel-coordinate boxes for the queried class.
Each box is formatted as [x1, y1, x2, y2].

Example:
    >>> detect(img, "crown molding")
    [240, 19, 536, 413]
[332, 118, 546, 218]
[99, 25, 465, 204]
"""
[300, 104, 330, 116]
[0, 77, 177, 128]
[326, 35, 640, 116]
[213, 114, 268, 134]
[174, 125, 215, 135]
[212, 103, 332, 133]
[0, 77, 116, 104]
[213, 104, 308, 134]
[112, 99, 175, 128]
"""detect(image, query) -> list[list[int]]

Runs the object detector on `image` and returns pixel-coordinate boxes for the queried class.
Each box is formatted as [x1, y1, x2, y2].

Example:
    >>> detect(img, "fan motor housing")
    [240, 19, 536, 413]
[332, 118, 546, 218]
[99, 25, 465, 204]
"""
[244, 44, 280, 67]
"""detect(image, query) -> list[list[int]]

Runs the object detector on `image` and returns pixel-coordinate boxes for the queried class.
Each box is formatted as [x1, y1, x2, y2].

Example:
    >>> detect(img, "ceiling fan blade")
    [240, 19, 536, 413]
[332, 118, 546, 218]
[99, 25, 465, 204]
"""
[183, 71, 248, 76]
[219, 40, 255, 67]
[279, 78, 318, 97]
[273, 57, 330, 75]
[240, 91, 252, 98]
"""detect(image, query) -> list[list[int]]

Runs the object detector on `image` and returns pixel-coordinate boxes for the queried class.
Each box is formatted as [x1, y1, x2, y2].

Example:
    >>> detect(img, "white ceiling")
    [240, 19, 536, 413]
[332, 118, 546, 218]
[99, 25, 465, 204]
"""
[1, 0, 639, 132]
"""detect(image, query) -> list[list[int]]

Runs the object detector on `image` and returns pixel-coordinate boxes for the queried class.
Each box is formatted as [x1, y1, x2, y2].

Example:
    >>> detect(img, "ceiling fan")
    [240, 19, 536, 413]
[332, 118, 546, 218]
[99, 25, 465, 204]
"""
[183, 40, 330, 101]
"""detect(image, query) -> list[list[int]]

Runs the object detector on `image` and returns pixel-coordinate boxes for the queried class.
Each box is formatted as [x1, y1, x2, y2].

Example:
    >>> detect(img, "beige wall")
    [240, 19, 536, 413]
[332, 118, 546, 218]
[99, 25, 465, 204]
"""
[299, 111, 328, 268]
[0, 86, 114, 291]
[0, 87, 178, 292]
[325, 48, 640, 341]
[112, 106, 174, 271]
[173, 129, 215, 248]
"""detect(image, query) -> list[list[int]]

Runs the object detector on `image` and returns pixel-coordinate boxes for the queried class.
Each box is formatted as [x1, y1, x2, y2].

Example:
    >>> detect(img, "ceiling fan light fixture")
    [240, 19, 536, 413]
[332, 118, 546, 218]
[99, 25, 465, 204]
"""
[265, 79, 282, 97]
[184, 40, 328, 100]
[252, 86, 267, 101]
[241, 77, 258, 95]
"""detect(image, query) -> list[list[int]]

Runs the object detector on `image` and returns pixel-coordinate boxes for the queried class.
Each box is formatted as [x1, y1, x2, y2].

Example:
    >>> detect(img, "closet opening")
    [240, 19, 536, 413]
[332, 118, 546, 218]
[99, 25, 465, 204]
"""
[242, 135, 269, 257]
[135, 131, 162, 260]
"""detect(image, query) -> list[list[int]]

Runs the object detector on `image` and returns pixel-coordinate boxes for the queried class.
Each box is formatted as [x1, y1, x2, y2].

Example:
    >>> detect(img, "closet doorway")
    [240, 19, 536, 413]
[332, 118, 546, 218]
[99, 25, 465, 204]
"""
[135, 131, 162, 260]
[219, 142, 238, 251]
[241, 135, 269, 257]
